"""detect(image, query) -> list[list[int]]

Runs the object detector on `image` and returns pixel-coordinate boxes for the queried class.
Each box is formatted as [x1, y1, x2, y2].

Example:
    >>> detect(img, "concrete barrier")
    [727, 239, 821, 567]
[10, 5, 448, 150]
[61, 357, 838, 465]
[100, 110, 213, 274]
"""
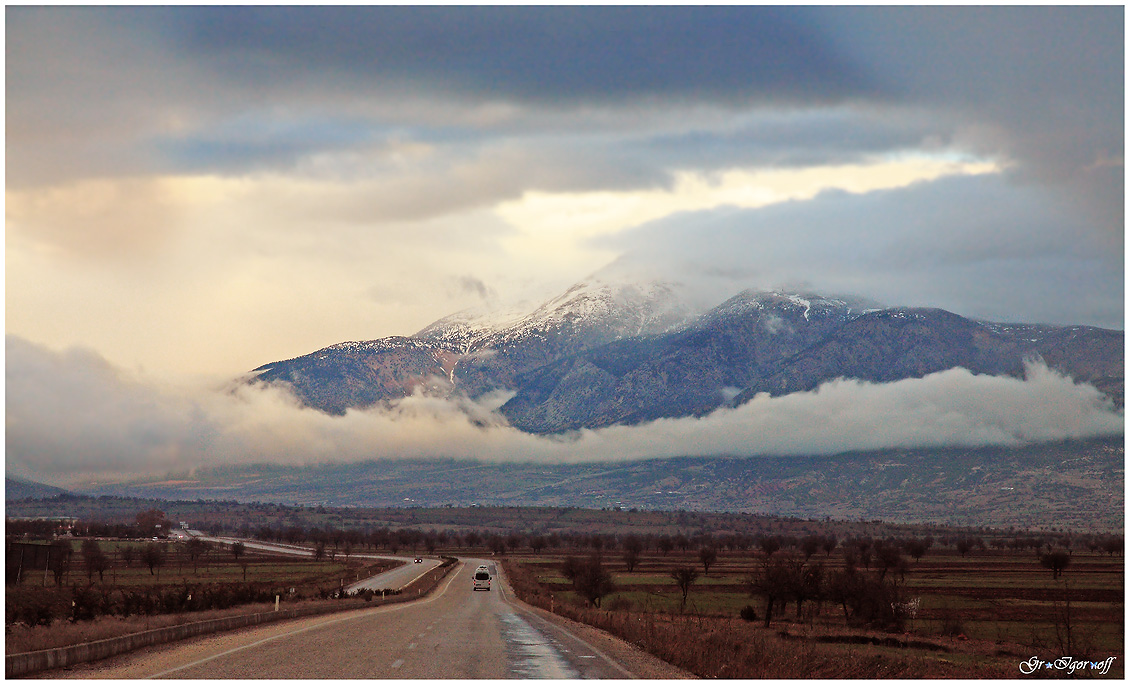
[7, 557, 461, 678]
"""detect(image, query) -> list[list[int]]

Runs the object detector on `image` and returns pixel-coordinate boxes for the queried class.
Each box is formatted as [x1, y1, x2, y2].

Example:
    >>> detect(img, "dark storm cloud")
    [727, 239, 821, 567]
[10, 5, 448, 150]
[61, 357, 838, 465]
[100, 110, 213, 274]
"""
[9, 6, 1120, 241]
[815, 6, 1124, 240]
[162, 6, 878, 105]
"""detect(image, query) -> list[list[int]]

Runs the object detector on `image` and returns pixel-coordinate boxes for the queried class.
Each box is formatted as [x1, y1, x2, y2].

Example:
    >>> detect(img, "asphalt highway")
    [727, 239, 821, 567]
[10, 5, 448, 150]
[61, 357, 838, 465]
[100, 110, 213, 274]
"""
[195, 536, 443, 593]
[47, 559, 652, 679]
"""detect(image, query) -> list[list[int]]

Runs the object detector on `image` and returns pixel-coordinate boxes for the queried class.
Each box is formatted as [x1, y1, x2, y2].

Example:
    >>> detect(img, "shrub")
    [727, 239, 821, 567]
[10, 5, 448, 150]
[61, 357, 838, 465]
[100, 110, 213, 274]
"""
[8, 591, 57, 627]
[739, 605, 758, 622]
[70, 586, 101, 622]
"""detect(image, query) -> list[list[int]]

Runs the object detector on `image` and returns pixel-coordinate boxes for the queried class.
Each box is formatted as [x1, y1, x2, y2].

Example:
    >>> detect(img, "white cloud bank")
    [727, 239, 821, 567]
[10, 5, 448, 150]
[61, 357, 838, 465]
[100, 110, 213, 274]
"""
[6, 336, 1122, 486]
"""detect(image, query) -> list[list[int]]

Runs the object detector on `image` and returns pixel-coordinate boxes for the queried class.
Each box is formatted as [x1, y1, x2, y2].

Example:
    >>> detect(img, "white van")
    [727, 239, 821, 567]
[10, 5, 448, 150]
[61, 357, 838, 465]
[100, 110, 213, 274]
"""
[472, 567, 491, 591]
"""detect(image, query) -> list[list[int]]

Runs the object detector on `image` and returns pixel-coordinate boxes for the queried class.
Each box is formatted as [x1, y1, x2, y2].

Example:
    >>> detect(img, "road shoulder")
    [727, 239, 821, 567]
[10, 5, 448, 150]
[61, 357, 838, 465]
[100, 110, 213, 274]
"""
[496, 568, 695, 679]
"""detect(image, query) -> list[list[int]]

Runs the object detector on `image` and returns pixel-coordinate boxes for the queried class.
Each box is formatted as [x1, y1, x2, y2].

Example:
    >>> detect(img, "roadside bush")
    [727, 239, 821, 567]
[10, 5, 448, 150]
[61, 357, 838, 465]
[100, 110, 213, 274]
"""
[7, 589, 58, 627]
[70, 586, 101, 622]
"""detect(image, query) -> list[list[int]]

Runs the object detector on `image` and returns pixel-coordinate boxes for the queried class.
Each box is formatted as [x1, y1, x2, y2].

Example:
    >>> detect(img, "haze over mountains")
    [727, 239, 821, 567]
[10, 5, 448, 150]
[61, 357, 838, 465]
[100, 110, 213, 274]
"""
[249, 276, 1123, 435]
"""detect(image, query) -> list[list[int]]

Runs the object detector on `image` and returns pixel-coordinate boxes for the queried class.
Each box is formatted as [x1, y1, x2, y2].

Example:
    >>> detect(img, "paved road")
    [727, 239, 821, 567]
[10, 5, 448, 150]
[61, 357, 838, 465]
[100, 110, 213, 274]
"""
[345, 557, 442, 595]
[49, 559, 646, 679]
[196, 537, 441, 592]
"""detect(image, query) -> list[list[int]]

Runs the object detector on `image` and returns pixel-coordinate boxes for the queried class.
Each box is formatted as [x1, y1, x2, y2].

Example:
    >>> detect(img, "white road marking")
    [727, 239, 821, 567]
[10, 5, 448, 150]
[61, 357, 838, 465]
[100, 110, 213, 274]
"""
[391, 659, 404, 670]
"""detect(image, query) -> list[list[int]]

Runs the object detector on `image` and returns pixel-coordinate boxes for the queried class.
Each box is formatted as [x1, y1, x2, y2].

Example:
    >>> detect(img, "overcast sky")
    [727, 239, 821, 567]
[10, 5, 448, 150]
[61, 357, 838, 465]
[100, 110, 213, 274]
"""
[6, 7, 1124, 484]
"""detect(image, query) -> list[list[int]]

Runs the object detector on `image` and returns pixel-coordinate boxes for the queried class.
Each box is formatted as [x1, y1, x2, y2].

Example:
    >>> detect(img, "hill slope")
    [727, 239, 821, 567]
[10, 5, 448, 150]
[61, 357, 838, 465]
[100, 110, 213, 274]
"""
[68, 438, 1124, 531]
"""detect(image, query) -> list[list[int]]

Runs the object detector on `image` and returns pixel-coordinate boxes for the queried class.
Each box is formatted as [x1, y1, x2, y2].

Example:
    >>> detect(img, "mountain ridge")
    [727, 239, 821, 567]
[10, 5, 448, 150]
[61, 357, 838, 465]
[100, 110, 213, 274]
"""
[248, 278, 1124, 431]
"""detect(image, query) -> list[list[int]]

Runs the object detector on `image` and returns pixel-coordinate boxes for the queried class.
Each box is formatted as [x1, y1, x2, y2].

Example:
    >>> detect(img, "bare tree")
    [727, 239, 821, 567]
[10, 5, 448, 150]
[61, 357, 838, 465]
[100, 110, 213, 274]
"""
[904, 539, 928, 562]
[800, 536, 821, 561]
[758, 536, 781, 559]
[874, 541, 905, 582]
[81, 539, 110, 582]
[750, 557, 791, 627]
[1040, 551, 1072, 580]
[622, 535, 643, 572]
[674, 533, 690, 552]
[140, 543, 166, 577]
[670, 566, 699, 610]
[698, 546, 718, 576]
[566, 555, 615, 608]
[49, 540, 73, 586]
[185, 538, 209, 574]
[231, 541, 249, 581]
[784, 558, 824, 619]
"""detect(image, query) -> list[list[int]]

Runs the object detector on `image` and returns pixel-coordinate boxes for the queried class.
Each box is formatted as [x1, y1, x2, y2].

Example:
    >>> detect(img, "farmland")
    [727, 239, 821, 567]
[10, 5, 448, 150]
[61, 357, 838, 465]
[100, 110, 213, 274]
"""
[5, 499, 1123, 678]
[502, 544, 1124, 678]
[5, 536, 398, 654]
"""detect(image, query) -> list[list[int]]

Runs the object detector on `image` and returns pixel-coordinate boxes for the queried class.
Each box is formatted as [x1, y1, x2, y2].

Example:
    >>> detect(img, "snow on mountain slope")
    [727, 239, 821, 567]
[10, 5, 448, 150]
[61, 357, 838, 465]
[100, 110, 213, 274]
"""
[488, 277, 698, 345]
[416, 277, 697, 351]
[696, 289, 881, 329]
[414, 302, 534, 352]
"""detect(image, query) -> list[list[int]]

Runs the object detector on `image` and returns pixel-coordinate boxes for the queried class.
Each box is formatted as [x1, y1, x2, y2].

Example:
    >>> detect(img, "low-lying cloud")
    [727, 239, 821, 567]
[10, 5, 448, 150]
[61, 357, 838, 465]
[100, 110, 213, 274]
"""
[7, 336, 1122, 486]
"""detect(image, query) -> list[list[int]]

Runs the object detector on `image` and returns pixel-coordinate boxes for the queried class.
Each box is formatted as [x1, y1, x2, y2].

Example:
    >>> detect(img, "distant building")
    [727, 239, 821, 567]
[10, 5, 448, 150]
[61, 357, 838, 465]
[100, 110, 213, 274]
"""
[7, 516, 78, 529]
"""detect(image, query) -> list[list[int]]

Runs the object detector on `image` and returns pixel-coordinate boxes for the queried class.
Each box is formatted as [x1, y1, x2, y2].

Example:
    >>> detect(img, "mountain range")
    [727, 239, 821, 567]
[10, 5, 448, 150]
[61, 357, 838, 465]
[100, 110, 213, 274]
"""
[248, 277, 1124, 433]
[17, 438, 1123, 532]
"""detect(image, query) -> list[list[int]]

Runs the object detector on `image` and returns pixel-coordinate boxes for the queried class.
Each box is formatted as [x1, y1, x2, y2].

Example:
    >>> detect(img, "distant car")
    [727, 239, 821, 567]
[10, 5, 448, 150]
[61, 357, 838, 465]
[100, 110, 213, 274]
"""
[414, 557, 422, 563]
[473, 568, 491, 591]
